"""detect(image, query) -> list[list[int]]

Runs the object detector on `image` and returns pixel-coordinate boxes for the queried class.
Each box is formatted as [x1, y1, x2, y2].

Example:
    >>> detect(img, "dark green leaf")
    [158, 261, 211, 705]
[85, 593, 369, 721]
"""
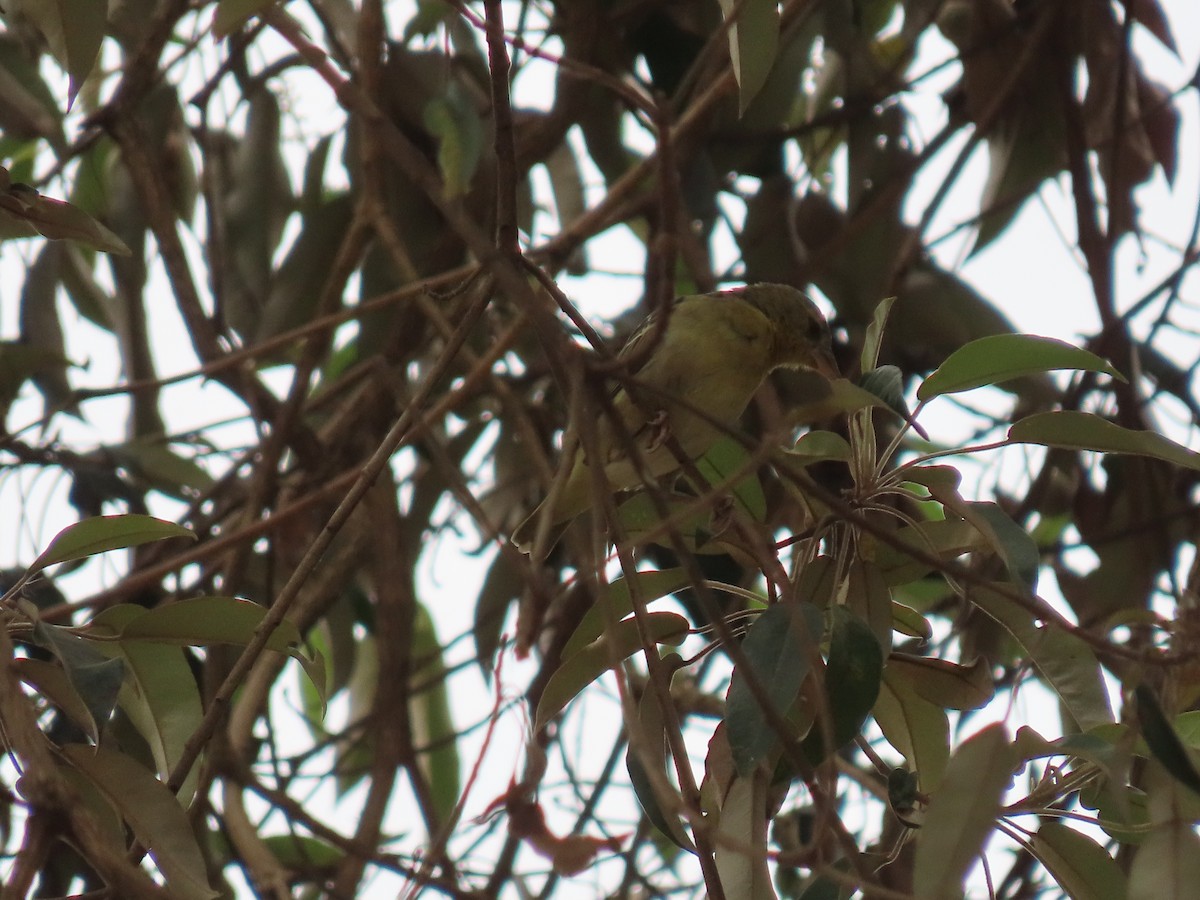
[801, 608, 883, 763]
[30, 622, 124, 743]
[1136, 685, 1200, 796]
[93, 604, 203, 802]
[727, 602, 823, 776]
[859, 365, 916, 432]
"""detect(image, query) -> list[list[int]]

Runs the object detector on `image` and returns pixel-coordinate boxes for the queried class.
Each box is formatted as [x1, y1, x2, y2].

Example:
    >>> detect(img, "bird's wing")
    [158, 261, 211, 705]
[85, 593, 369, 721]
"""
[616, 297, 687, 377]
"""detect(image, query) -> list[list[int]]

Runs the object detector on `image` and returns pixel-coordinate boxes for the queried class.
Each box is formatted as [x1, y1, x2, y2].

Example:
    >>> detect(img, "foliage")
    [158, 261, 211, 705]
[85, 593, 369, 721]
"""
[0, 0, 1197, 898]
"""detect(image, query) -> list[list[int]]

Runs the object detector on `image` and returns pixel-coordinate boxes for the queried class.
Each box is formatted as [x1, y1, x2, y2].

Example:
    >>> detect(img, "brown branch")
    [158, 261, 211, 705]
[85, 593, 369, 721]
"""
[157, 276, 493, 811]
[484, 0, 520, 256]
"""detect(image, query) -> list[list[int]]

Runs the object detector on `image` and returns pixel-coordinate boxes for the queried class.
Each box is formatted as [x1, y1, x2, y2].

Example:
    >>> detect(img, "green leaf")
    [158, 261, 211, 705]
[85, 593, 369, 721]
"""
[474, 550, 523, 675]
[1030, 822, 1126, 900]
[1174, 711, 1200, 749]
[545, 142, 589, 274]
[861, 296, 896, 372]
[887, 654, 994, 711]
[920, 480, 1042, 592]
[55, 756, 125, 855]
[535, 612, 689, 731]
[726, 603, 823, 776]
[94, 597, 325, 705]
[626, 653, 694, 853]
[256, 193, 354, 344]
[786, 430, 852, 463]
[423, 82, 483, 198]
[846, 559, 894, 655]
[872, 518, 988, 586]
[334, 633, 377, 797]
[262, 834, 344, 870]
[801, 607, 883, 764]
[213, 0, 276, 37]
[403, 0, 457, 40]
[917, 335, 1124, 401]
[411, 604, 460, 825]
[91, 605, 204, 803]
[0, 177, 129, 254]
[105, 597, 301, 651]
[712, 771, 777, 899]
[970, 114, 1064, 254]
[1128, 765, 1200, 898]
[19, 242, 75, 416]
[9, 0, 105, 106]
[1014, 724, 1127, 774]
[60, 241, 115, 330]
[115, 641, 204, 804]
[15, 658, 102, 741]
[874, 666, 950, 792]
[913, 724, 1014, 900]
[964, 501, 1040, 591]
[0, 341, 73, 412]
[563, 569, 690, 657]
[0, 36, 64, 144]
[30, 514, 195, 574]
[60, 745, 219, 900]
[968, 584, 1113, 731]
[891, 600, 933, 640]
[617, 492, 717, 552]
[718, 0, 780, 114]
[110, 440, 215, 497]
[697, 437, 767, 523]
[1009, 411, 1200, 471]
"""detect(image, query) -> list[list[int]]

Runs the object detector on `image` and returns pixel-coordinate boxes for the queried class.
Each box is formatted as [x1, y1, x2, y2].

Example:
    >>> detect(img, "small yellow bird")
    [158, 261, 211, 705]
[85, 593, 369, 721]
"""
[511, 283, 838, 556]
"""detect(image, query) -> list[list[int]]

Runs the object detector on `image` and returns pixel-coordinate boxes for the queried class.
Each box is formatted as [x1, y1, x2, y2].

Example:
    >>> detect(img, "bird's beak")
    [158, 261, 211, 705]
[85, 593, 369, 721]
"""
[812, 345, 840, 380]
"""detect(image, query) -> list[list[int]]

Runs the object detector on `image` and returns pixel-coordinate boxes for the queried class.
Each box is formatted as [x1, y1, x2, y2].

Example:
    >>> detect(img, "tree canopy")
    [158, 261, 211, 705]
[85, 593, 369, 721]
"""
[1, 0, 1198, 897]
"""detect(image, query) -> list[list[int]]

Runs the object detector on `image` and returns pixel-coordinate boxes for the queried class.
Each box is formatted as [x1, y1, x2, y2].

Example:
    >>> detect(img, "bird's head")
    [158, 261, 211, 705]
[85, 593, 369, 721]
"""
[740, 283, 839, 378]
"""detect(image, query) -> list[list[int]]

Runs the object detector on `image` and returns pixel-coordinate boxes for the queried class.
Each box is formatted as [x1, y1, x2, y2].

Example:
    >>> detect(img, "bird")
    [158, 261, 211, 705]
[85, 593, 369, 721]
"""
[511, 283, 839, 557]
